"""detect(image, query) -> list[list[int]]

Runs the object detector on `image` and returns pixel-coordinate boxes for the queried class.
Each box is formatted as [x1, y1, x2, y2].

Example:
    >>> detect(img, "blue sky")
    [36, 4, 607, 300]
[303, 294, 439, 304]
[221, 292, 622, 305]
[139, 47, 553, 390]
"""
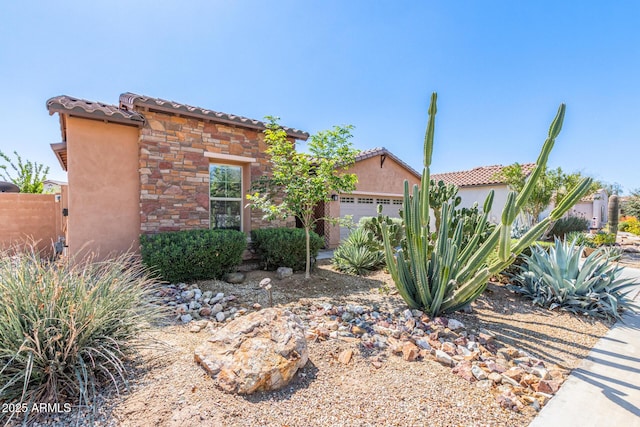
[1, 1, 638, 193]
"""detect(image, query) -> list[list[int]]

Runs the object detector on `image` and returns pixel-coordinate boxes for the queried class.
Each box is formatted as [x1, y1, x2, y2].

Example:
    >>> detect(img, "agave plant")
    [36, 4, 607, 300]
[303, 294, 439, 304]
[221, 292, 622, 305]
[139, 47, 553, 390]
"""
[381, 93, 593, 316]
[509, 238, 637, 319]
[334, 228, 385, 275]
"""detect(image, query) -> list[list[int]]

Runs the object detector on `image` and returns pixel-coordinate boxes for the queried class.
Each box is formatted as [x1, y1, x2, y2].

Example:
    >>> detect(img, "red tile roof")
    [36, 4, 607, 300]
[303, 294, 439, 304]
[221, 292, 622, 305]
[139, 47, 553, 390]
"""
[431, 163, 536, 187]
[47, 96, 145, 126]
[119, 93, 309, 140]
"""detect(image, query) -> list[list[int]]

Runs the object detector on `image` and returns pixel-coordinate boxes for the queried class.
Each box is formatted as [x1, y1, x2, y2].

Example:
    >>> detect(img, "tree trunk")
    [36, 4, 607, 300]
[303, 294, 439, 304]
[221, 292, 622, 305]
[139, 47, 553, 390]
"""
[304, 225, 311, 279]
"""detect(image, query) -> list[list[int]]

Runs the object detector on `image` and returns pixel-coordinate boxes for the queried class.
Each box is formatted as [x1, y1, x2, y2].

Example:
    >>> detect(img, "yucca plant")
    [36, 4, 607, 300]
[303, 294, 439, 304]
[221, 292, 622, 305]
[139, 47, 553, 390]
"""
[509, 238, 637, 319]
[0, 248, 167, 424]
[381, 93, 593, 316]
[334, 228, 385, 275]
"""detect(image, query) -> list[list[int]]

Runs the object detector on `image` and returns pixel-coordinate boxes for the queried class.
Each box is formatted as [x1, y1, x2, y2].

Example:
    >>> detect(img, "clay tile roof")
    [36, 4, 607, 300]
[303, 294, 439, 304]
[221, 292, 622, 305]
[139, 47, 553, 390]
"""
[431, 163, 536, 187]
[355, 147, 421, 178]
[46, 95, 145, 126]
[119, 92, 309, 140]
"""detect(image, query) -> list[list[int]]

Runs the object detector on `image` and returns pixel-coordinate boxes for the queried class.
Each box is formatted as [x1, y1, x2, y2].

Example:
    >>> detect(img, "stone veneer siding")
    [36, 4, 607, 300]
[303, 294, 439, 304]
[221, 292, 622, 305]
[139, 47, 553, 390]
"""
[138, 110, 291, 234]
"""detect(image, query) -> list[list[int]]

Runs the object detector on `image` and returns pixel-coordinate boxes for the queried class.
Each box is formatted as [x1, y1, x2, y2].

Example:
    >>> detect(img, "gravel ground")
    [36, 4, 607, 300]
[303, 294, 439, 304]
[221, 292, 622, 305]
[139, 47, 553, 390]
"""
[8, 262, 614, 427]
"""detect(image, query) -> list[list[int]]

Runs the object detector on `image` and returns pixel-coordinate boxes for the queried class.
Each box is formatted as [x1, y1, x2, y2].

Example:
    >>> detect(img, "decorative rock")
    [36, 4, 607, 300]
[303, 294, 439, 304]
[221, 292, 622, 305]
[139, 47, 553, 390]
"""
[212, 303, 224, 315]
[402, 342, 420, 362]
[194, 308, 308, 394]
[531, 366, 551, 380]
[189, 301, 202, 310]
[181, 290, 195, 300]
[276, 267, 293, 279]
[211, 293, 225, 304]
[534, 379, 560, 394]
[199, 307, 212, 317]
[488, 372, 503, 384]
[453, 361, 475, 382]
[216, 312, 226, 322]
[202, 291, 214, 299]
[341, 312, 354, 322]
[225, 272, 246, 284]
[189, 324, 203, 333]
[471, 365, 488, 381]
[416, 339, 432, 350]
[504, 366, 525, 382]
[435, 350, 454, 367]
[338, 349, 354, 365]
[180, 314, 193, 323]
[448, 319, 465, 330]
[351, 325, 366, 336]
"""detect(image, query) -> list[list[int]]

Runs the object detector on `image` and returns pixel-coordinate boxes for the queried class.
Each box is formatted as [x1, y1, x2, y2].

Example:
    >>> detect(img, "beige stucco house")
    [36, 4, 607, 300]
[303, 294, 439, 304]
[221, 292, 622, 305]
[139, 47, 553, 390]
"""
[47, 93, 308, 259]
[432, 164, 609, 228]
[327, 147, 421, 243]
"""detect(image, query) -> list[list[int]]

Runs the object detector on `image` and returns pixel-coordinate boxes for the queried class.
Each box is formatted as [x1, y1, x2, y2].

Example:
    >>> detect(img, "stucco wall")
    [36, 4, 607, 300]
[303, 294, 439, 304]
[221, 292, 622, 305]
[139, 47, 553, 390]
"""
[457, 185, 511, 223]
[349, 156, 420, 194]
[66, 117, 140, 259]
[325, 155, 421, 248]
[0, 193, 61, 256]
[138, 110, 292, 235]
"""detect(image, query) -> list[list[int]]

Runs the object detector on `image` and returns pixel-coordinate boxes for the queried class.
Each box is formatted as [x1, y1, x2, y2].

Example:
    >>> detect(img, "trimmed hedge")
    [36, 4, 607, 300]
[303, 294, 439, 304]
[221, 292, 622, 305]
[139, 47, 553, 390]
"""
[251, 227, 324, 271]
[140, 229, 246, 283]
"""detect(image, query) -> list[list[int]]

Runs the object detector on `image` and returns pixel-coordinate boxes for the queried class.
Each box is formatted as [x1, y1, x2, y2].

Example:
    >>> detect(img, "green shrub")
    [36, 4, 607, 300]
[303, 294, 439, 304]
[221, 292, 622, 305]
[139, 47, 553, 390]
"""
[0, 249, 165, 424]
[251, 228, 324, 271]
[592, 231, 616, 247]
[334, 228, 385, 275]
[549, 216, 589, 239]
[619, 217, 640, 235]
[509, 238, 636, 320]
[140, 229, 246, 283]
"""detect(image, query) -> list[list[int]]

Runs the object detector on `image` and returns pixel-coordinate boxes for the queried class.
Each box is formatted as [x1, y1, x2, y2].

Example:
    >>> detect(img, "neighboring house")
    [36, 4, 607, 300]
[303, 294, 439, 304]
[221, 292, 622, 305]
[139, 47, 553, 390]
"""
[431, 164, 536, 223]
[327, 147, 421, 243]
[43, 179, 67, 193]
[432, 163, 610, 229]
[47, 93, 308, 259]
[556, 188, 609, 229]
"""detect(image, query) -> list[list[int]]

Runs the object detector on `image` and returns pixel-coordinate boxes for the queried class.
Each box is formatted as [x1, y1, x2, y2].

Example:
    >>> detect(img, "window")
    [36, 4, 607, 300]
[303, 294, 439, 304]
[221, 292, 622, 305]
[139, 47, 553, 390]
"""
[392, 199, 403, 205]
[210, 164, 242, 231]
[358, 198, 374, 204]
[340, 196, 355, 203]
[376, 198, 391, 205]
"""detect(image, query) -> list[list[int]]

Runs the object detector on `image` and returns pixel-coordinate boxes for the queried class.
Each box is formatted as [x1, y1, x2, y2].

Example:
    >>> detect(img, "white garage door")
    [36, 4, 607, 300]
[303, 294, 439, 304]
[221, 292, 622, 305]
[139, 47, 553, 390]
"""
[339, 196, 403, 240]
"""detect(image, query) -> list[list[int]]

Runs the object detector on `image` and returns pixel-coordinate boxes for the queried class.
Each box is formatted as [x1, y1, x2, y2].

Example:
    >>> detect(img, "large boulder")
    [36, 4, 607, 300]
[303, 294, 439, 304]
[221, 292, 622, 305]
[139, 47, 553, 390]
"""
[194, 308, 308, 394]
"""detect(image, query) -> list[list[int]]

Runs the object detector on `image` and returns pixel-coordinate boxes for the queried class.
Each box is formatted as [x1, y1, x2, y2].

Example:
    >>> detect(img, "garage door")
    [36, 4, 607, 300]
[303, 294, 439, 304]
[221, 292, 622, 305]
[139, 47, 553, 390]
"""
[339, 196, 403, 240]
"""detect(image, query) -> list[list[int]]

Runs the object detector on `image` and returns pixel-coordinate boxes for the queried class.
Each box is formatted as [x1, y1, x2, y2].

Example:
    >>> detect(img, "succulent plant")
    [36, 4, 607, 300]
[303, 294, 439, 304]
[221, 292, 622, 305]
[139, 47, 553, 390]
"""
[509, 238, 637, 320]
[334, 228, 385, 275]
[381, 93, 594, 316]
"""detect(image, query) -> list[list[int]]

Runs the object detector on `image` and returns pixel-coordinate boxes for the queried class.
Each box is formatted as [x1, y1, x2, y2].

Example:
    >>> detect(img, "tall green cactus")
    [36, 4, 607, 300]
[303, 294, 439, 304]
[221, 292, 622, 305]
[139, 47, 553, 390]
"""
[381, 93, 593, 316]
[608, 194, 619, 236]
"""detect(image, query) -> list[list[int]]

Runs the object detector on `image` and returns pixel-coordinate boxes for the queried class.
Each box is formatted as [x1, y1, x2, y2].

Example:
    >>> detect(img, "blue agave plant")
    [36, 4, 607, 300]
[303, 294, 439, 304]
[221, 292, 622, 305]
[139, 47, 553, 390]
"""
[509, 238, 638, 320]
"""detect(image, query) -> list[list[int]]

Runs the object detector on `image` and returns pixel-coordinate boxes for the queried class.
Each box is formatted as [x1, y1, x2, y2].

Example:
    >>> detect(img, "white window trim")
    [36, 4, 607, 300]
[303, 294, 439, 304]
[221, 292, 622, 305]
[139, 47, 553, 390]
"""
[209, 162, 243, 231]
[205, 152, 257, 163]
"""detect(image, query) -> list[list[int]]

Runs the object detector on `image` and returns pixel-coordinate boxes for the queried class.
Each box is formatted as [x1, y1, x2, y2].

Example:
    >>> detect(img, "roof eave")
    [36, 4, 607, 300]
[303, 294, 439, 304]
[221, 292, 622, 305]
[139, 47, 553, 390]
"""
[126, 95, 309, 140]
[47, 103, 145, 128]
[50, 142, 68, 171]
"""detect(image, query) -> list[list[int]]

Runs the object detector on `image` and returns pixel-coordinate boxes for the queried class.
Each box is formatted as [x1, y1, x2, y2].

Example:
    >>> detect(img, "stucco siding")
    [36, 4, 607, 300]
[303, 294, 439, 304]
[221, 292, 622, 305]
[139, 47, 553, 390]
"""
[66, 117, 140, 258]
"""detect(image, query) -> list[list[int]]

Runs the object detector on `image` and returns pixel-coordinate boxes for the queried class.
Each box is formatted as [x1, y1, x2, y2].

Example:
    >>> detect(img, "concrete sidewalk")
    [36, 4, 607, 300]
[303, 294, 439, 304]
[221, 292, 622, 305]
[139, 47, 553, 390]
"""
[529, 266, 640, 427]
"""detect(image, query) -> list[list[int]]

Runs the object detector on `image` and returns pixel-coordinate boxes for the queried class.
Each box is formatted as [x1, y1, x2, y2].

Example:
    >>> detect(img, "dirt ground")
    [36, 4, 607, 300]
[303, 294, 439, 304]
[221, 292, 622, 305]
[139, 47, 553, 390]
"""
[10, 258, 630, 426]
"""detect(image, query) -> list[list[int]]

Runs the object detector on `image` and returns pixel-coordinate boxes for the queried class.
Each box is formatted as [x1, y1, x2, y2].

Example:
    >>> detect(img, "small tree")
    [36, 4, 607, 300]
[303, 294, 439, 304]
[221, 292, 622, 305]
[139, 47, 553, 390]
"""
[247, 118, 358, 278]
[495, 164, 596, 225]
[0, 150, 50, 193]
[624, 189, 640, 219]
